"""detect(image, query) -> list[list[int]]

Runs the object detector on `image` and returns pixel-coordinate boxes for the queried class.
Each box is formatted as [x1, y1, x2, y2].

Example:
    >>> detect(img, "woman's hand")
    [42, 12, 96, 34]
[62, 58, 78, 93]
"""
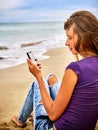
[27, 58, 41, 79]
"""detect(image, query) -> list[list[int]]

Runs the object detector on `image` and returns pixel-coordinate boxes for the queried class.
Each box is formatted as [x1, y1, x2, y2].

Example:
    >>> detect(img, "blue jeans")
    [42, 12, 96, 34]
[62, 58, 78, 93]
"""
[18, 74, 60, 130]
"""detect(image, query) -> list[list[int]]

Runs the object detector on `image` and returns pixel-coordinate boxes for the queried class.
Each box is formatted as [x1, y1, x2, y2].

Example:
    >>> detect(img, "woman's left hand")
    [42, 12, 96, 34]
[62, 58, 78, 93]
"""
[27, 58, 41, 79]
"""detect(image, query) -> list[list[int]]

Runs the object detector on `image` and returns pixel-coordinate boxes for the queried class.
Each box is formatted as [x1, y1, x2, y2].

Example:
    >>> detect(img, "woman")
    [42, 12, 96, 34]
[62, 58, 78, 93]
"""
[12, 10, 98, 130]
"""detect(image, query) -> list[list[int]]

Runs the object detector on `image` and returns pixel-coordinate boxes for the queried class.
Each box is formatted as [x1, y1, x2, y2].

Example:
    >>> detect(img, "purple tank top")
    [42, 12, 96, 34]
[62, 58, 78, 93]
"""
[54, 56, 98, 130]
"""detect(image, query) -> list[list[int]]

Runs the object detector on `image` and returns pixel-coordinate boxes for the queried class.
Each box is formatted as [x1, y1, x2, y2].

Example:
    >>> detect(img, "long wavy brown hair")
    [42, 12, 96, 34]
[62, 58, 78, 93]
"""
[64, 10, 98, 58]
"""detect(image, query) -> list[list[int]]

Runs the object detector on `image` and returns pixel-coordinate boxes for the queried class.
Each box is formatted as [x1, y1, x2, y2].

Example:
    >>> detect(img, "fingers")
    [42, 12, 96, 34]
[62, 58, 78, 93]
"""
[35, 58, 38, 62]
[35, 59, 41, 69]
[37, 63, 42, 69]
[27, 58, 42, 69]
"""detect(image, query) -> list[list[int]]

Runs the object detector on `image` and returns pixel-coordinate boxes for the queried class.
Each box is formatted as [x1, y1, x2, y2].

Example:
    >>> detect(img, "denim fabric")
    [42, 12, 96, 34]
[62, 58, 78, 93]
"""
[18, 83, 34, 123]
[18, 74, 60, 130]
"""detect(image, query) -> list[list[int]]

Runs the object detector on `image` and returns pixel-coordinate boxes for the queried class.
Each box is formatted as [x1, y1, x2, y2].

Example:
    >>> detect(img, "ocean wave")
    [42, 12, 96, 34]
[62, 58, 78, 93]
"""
[21, 41, 42, 47]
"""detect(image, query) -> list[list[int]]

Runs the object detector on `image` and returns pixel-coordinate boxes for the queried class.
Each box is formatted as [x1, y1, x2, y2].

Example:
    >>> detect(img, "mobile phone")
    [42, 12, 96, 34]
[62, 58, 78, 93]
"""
[26, 51, 36, 62]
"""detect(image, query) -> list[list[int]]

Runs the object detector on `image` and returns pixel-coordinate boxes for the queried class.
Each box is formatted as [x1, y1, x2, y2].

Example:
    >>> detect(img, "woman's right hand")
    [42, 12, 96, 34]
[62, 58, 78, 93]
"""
[27, 58, 42, 79]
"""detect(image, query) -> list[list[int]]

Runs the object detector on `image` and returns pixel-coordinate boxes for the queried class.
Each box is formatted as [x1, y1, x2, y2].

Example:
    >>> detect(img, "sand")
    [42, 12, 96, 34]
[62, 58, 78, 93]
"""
[0, 47, 98, 130]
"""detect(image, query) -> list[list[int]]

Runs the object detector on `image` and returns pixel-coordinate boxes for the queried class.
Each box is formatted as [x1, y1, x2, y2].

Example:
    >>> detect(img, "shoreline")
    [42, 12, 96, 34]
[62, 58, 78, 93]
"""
[0, 47, 98, 129]
[0, 21, 65, 70]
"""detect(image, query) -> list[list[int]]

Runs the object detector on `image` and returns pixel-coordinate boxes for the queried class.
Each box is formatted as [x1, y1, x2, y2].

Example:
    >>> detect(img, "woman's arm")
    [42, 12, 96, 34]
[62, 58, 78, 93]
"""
[27, 59, 77, 121]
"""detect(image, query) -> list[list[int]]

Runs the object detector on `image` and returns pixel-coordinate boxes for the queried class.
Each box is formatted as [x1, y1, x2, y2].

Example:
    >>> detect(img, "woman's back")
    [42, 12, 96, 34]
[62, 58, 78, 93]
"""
[54, 56, 98, 130]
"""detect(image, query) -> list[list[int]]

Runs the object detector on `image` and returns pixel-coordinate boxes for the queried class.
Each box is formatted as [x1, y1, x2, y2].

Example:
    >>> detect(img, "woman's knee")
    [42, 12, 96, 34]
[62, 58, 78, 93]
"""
[47, 74, 59, 86]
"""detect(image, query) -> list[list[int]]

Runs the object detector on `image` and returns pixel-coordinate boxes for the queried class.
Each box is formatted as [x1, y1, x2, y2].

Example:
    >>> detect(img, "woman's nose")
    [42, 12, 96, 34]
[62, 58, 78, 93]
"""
[65, 39, 69, 46]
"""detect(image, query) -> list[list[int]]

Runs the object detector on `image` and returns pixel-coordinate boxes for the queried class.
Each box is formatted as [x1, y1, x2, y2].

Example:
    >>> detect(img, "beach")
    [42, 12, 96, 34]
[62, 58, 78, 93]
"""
[0, 47, 98, 130]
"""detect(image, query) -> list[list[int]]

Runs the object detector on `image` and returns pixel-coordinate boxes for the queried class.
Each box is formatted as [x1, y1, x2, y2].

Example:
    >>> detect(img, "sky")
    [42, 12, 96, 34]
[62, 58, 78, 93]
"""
[0, 0, 98, 23]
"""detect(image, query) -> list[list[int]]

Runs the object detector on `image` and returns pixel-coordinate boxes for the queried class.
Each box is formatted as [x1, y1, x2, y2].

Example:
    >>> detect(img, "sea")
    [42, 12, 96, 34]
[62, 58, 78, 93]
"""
[0, 22, 66, 69]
